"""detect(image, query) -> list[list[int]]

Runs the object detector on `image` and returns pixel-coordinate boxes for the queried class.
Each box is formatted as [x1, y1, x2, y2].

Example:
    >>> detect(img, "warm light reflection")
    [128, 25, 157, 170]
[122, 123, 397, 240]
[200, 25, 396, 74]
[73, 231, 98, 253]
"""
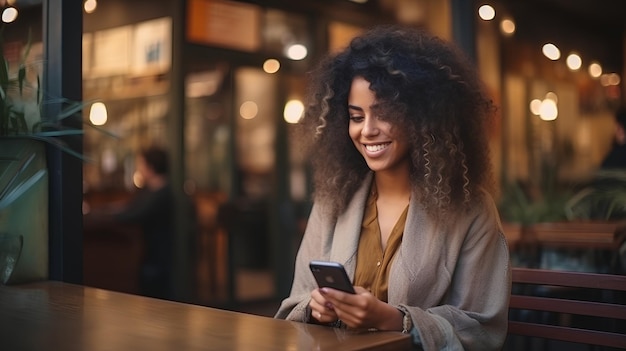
[478, 5, 495, 21]
[133, 171, 144, 188]
[588, 62, 602, 78]
[545, 92, 558, 103]
[93, 287, 111, 300]
[286, 44, 307, 60]
[284, 100, 304, 124]
[539, 99, 558, 121]
[600, 73, 621, 86]
[263, 59, 280, 74]
[529, 99, 542, 115]
[84, 0, 97, 13]
[566, 53, 582, 70]
[89, 102, 108, 126]
[2, 7, 18, 23]
[101, 148, 117, 174]
[542, 43, 560, 60]
[500, 18, 515, 35]
[239, 100, 258, 119]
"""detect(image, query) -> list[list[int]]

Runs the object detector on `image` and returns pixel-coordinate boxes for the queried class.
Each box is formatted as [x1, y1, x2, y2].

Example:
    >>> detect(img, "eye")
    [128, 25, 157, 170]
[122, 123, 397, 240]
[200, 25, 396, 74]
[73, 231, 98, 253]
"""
[349, 115, 364, 122]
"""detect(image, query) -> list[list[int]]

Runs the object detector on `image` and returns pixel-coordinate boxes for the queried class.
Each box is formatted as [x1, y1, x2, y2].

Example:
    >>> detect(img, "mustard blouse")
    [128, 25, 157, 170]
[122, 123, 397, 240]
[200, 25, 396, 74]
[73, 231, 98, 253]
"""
[353, 185, 409, 302]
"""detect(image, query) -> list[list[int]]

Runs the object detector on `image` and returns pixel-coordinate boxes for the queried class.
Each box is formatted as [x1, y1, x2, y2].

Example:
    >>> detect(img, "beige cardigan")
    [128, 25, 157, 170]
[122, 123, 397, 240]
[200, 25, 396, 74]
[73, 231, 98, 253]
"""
[275, 173, 511, 350]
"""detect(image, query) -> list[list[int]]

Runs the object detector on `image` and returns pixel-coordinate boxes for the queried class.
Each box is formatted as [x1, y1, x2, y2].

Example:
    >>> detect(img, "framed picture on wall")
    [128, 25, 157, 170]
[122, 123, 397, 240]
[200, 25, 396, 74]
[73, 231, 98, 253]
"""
[131, 17, 172, 76]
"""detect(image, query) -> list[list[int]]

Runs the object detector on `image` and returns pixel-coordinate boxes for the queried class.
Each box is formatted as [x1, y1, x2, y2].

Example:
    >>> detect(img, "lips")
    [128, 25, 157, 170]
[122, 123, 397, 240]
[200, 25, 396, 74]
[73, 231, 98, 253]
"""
[363, 142, 391, 156]
[365, 143, 389, 152]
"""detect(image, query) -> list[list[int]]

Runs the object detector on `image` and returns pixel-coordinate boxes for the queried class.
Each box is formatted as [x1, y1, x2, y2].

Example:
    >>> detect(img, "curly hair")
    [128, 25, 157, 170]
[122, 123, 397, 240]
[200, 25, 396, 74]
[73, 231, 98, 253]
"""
[298, 25, 495, 218]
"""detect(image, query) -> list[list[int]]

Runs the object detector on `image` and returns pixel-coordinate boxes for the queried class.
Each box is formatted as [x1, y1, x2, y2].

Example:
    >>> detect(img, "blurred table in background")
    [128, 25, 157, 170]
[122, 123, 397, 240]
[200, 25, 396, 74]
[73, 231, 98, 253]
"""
[504, 220, 626, 273]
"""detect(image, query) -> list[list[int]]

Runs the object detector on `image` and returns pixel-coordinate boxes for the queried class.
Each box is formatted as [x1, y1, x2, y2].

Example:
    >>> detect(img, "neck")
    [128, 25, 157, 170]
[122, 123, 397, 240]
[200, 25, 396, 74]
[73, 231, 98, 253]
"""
[374, 168, 411, 202]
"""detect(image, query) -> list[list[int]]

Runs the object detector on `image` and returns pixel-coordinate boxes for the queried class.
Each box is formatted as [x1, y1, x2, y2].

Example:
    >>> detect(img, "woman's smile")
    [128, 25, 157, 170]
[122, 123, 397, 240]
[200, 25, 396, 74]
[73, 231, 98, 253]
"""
[348, 76, 410, 174]
[364, 143, 390, 152]
[363, 142, 391, 156]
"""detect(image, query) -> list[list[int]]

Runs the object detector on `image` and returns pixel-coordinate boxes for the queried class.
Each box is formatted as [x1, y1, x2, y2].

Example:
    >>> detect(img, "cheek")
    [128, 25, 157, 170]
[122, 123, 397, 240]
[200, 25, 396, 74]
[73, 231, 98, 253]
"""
[348, 124, 360, 141]
[394, 134, 412, 156]
[398, 142, 411, 159]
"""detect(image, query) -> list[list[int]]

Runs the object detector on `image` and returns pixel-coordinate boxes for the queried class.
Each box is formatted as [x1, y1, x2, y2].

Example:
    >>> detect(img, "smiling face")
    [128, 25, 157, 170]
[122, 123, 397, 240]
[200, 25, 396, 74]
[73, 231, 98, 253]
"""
[348, 76, 411, 175]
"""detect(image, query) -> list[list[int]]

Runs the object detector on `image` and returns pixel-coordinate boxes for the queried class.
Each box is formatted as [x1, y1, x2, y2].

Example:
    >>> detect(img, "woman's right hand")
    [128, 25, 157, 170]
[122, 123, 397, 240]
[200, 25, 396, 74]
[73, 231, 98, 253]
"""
[309, 288, 339, 323]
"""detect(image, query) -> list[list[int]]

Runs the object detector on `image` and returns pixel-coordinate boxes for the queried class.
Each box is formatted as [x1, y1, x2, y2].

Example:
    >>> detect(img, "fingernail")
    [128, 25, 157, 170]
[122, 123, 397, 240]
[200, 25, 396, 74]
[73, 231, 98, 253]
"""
[320, 288, 328, 294]
[325, 302, 334, 310]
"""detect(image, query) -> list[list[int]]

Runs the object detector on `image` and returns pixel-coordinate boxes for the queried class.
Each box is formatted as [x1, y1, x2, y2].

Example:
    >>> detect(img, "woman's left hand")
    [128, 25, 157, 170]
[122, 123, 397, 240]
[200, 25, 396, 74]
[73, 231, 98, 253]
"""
[319, 286, 403, 331]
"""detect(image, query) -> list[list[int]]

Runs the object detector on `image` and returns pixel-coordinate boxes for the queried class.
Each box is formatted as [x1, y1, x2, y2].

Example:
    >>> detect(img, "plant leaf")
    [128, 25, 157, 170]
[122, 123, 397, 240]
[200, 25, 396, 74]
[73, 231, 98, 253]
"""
[16, 134, 91, 162]
[35, 130, 84, 137]
[17, 65, 25, 94]
[83, 121, 120, 139]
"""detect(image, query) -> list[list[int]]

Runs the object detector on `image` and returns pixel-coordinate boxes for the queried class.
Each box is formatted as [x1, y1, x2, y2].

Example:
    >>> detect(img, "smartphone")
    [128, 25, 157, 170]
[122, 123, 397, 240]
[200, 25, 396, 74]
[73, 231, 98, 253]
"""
[309, 260, 356, 294]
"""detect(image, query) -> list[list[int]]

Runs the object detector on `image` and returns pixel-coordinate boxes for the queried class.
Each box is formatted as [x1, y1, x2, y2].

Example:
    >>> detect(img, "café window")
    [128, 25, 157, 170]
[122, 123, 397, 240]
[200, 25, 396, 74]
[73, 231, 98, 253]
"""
[83, 17, 172, 191]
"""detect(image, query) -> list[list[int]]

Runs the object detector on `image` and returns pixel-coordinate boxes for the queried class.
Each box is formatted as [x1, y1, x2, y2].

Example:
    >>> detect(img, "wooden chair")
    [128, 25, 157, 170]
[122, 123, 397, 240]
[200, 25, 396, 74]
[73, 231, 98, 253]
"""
[526, 221, 622, 249]
[508, 267, 626, 349]
[518, 221, 626, 274]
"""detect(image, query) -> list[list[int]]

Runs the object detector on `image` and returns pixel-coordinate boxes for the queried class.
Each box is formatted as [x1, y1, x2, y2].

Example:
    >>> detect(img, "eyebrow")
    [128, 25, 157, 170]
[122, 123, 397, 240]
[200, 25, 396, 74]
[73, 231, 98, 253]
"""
[348, 103, 380, 112]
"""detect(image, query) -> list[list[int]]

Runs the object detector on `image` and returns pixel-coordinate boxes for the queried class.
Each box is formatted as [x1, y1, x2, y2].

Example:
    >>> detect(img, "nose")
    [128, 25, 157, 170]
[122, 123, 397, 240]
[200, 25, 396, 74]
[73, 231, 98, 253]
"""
[362, 116, 380, 136]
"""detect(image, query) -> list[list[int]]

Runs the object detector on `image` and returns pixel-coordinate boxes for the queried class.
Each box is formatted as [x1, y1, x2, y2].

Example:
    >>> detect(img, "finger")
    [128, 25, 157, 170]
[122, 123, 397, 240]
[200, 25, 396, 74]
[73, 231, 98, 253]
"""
[310, 289, 333, 311]
[312, 310, 323, 321]
[320, 287, 348, 301]
[320, 288, 355, 309]
[311, 307, 339, 323]
[353, 286, 369, 294]
[309, 297, 325, 315]
[311, 288, 331, 305]
[320, 288, 374, 327]
[309, 292, 338, 323]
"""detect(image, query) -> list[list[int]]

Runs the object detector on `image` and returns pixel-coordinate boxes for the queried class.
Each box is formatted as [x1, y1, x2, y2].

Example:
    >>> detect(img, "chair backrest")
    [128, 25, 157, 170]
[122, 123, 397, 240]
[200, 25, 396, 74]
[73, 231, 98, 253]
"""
[508, 267, 626, 349]
[525, 221, 620, 249]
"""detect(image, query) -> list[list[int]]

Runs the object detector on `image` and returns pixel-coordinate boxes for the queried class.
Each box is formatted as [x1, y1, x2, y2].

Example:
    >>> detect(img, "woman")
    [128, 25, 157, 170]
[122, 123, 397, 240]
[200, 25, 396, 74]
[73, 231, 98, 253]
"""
[275, 25, 511, 350]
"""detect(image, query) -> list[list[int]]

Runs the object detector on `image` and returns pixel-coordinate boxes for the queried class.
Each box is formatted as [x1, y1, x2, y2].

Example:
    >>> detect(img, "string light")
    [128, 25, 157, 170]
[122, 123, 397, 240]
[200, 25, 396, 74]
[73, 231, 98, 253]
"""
[478, 5, 496, 21]
[482, 4, 613, 82]
[1, 6, 18, 23]
[84, 0, 97, 14]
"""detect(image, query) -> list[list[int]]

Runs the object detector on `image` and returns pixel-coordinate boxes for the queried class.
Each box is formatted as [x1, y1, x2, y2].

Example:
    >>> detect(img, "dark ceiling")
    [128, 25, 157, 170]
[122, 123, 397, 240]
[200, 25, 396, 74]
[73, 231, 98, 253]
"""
[495, 0, 626, 72]
[539, 0, 626, 30]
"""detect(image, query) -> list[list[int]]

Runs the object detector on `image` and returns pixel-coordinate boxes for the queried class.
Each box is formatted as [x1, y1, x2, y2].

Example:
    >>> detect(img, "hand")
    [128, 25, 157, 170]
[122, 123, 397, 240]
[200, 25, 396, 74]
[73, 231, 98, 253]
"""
[312, 286, 404, 331]
[309, 288, 339, 323]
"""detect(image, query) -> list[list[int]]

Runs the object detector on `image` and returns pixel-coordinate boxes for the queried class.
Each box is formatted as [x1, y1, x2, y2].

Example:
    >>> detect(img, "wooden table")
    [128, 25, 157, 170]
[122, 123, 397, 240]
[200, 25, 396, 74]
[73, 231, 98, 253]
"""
[0, 281, 411, 351]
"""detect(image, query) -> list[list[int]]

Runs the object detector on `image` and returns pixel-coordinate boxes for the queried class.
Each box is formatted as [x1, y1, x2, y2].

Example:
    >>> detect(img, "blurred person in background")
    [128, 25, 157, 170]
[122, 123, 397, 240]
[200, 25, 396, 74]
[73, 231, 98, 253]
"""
[112, 145, 175, 300]
[600, 106, 626, 169]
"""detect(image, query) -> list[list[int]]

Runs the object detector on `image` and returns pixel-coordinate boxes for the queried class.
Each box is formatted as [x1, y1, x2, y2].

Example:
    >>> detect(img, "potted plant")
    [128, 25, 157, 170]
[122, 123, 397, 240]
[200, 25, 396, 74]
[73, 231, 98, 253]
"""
[0, 29, 111, 285]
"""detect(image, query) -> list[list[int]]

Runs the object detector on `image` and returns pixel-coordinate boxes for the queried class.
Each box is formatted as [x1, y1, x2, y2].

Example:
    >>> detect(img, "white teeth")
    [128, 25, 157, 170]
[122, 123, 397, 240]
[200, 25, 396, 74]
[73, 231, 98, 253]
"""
[365, 144, 388, 152]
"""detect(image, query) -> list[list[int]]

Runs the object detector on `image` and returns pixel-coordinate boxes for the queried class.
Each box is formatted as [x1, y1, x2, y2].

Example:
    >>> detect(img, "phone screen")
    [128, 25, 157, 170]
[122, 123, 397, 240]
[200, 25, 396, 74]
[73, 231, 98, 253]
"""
[309, 260, 356, 294]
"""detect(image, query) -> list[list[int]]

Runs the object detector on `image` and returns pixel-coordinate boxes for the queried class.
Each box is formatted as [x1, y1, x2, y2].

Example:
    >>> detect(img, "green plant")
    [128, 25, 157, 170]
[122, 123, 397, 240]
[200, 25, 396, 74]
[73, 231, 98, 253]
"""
[0, 27, 115, 160]
[498, 180, 572, 225]
[565, 170, 626, 220]
[0, 27, 34, 136]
